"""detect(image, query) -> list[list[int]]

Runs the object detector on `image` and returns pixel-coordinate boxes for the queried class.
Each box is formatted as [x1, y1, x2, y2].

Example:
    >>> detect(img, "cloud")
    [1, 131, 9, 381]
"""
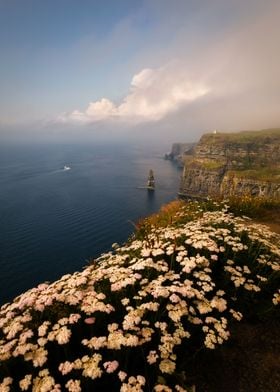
[46, 0, 280, 143]
[58, 64, 209, 124]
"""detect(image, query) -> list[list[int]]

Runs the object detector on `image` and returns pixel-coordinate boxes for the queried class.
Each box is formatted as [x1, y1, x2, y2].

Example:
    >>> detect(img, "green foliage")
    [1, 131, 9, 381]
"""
[202, 128, 280, 145]
[196, 159, 226, 171]
[223, 195, 280, 220]
[229, 168, 280, 182]
[135, 197, 280, 237]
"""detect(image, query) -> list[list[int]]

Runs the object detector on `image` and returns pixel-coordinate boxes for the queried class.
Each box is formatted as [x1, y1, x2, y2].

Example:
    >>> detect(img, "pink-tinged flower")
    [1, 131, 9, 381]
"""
[103, 360, 119, 373]
[154, 384, 173, 391]
[65, 379, 81, 392]
[84, 317, 96, 325]
[34, 303, 45, 312]
[147, 350, 158, 364]
[169, 293, 180, 303]
[52, 384, 62, 392]
[136, 375, 146, 386]
[69, 314, 81, 324]
[59, 361, 74, 375]
[118, 371, 127, 381]
[37, 283, 49, 291]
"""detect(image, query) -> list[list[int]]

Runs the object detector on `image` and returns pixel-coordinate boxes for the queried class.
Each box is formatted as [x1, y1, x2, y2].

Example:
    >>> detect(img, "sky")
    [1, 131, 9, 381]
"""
[0, 0, 280, 143]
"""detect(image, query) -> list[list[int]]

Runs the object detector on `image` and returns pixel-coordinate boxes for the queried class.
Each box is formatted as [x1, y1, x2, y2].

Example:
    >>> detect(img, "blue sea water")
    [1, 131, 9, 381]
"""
[0, 142, 181, 304]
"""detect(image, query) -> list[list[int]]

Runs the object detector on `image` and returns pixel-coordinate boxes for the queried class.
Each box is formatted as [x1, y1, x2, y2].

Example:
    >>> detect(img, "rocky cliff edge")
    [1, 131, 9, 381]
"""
[179, 128, 280, 199]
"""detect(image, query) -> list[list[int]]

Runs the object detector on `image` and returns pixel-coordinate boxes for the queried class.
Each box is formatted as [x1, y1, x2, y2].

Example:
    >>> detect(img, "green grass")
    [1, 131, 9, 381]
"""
[201, 128, 280, 145]
[135, 196, 280, 238]
[200, 159, 226, 170]
[222, 195, 280, 222]
[228, 168, 280, 182]
[185, 158, 226, 171]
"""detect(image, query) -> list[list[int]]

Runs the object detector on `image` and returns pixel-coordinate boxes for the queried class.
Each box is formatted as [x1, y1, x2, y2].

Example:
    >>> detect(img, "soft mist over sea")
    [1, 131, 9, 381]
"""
[0, 141, 181, 304]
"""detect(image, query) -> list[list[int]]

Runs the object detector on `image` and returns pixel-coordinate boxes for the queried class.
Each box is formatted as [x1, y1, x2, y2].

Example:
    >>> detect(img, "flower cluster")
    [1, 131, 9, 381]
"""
[0, 204, 279, 391]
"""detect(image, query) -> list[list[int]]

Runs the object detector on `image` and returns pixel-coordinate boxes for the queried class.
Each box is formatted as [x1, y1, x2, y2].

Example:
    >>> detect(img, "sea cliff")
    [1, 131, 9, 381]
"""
[165, 142, 196, 167]
[179, 129, 280, 199]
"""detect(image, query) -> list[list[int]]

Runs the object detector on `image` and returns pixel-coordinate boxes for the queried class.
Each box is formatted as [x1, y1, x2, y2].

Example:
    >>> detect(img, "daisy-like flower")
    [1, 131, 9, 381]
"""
[56, 326, 71, 345]
[0, 203, 279, 392]
[118, 371, 127, 382]
[24, 347, 48, 367]
[159, 359, 176, 374]
[103, 360, 119, 373]
[147, 350, 158, 364]
[65, 379, 81, 392]
[0, 377, 13, 392]
[81, 354, 103, 380]
[19, 374, 32, 391]
[58, 361, 74, 375]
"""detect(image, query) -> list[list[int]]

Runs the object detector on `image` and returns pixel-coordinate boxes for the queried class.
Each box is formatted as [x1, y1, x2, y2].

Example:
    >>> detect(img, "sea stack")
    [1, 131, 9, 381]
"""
[147, 169, 155, 191]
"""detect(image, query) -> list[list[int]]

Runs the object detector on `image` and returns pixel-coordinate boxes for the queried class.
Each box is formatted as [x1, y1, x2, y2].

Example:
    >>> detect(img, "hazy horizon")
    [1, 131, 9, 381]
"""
[1, 0, 280, 143]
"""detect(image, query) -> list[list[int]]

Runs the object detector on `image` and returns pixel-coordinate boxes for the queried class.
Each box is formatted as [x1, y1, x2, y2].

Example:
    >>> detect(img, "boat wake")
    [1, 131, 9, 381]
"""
[63, 166, 71, 171]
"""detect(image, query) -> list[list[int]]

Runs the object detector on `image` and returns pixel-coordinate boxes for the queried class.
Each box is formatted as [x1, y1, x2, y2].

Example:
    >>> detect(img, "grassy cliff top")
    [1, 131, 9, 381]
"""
[228, 168, 280, 182]
[183, 157, 226, 170]
[191, 129, 280, 178]
[200, 128, 280, 145]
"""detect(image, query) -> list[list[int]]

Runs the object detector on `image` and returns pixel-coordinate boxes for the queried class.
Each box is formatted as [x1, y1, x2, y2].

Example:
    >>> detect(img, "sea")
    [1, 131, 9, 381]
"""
[0, 141, 181, 305]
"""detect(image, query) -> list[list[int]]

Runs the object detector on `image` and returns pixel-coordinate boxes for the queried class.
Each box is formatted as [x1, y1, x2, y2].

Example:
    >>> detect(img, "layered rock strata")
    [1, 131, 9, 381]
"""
[179, 129, 280, 199]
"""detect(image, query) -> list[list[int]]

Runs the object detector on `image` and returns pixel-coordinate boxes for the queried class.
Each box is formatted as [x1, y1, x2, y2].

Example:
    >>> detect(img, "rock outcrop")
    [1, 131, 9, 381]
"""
[179, 129, 280, 199]
[165, 142, 196, 167]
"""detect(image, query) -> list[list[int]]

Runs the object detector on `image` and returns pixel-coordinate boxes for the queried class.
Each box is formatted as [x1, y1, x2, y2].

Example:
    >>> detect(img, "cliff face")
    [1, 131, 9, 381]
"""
[165, 142, 196, 167]
[179, 129, 280, 199]
[170, 143, 195, 157]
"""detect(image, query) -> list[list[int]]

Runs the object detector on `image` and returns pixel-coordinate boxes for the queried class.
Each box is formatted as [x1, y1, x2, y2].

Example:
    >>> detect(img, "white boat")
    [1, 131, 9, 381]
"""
[63, 165, 71, 171]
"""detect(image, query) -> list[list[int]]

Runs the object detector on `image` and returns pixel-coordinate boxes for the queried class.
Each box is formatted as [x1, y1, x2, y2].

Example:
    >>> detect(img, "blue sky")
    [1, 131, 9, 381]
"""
[1, 0, 280, 142]
[0, 0, 148, 120]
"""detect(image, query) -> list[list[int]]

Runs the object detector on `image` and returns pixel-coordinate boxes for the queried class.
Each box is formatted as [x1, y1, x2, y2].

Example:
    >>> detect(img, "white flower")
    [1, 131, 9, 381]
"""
[19, 375, 32, 391]
[81, 354, 103, 379]
[0, 377, 13, 392]
[56, 326, 71, 345]
[141, 248, 151, 257]
[65, 379, 81, 392]
[210, 296, 227, 312]
[272, 290, 280, 305]
[58, 361, 74, 375]
[147, 350, 158, 364]
[38, 321, 51, 337]
[32, 371, 55, 392]
[118, 371, 127, 381]
[24, 347, 48, 367]
[159, 359, 176, 374]
[154, 384, 173, 391]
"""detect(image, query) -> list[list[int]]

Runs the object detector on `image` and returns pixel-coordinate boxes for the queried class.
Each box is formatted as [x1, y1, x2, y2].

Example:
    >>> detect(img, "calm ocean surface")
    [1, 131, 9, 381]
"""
[0, 142, 181, 304]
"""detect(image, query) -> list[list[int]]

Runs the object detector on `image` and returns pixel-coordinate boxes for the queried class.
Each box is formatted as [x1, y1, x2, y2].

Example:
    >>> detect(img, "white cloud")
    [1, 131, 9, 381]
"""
[55, 0, 280, 139]
[86, 99, 117, 119]
[59, 64, 209, 124]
